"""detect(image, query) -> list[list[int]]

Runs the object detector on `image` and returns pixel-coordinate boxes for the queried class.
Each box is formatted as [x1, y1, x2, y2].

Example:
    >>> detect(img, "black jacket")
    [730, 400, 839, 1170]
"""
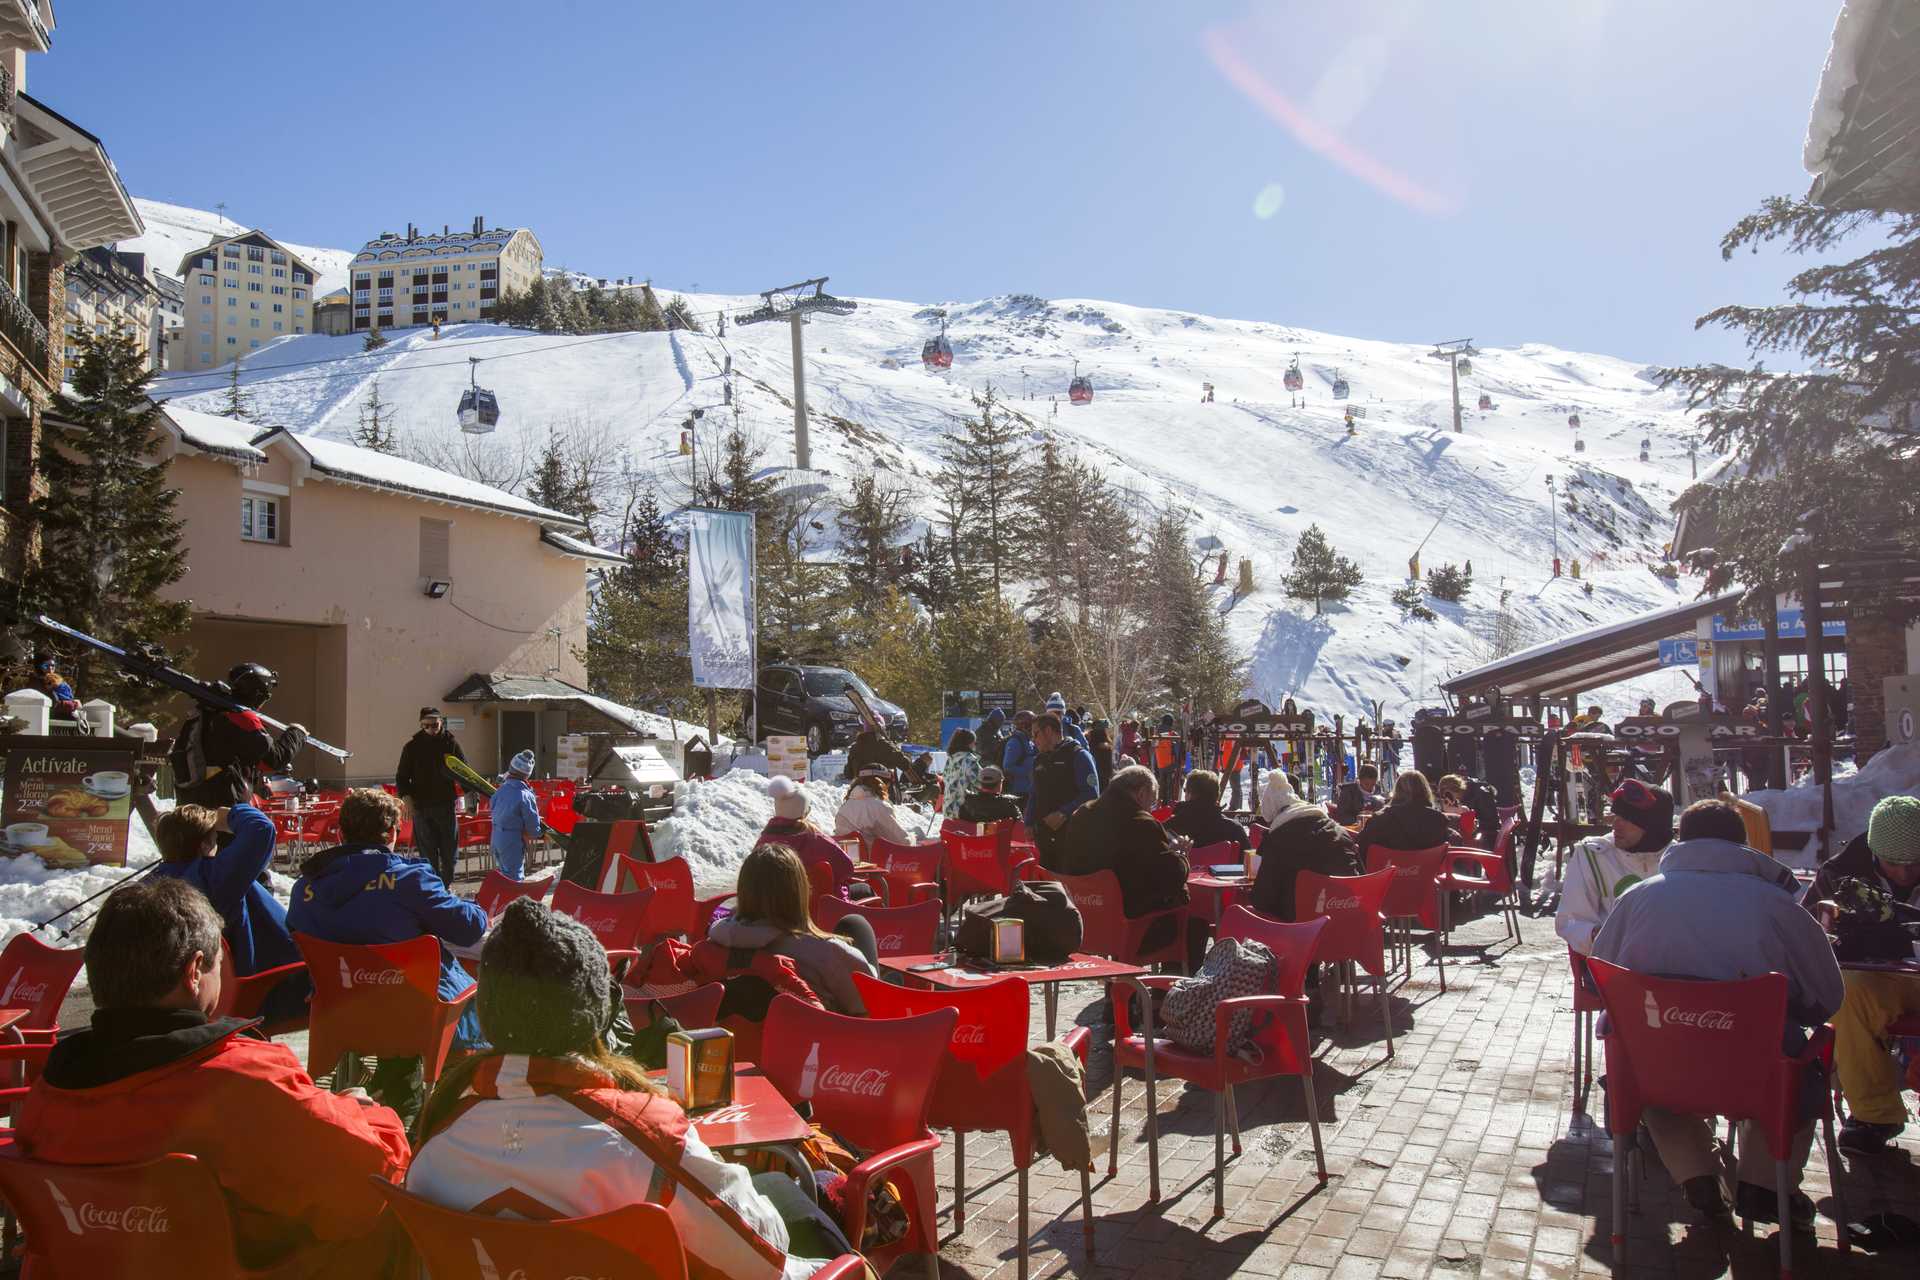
[1089, 745, 1115, 793]
[1356, 802, 1454, 863]
[956, 791, 1024, 825]
[395, 730, 465, 808]
[1061, 790, 1190, 918]
[1164, 798, 1248, 854]
[1333, 780, 1384, 825]
[1252, 804, 1360, 922]
[176, 708, 306, 808]
[1809, 831, 1920, 910]
[841, 731, 912, 781]
[43, 1007, 254, 1090]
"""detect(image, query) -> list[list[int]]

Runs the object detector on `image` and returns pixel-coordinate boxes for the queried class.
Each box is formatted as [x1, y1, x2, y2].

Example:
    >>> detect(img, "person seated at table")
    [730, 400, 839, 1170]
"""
[1258, 770, 1301, 826]
[1332, 763, 1385, 825]
[1062, 765, 1203, 967]
[833, 769, 913, 850]
[758, 777, 869, 900]
[289, 787, 488, 1107]
[1555, 779, 1674, 955]
[1807, 794, 1920, 1154]
[1592, 799, 1843, 1227]
[1164, 769, 1249, 854]
[1355, 771, 1454, 862]
[707, 844, 878, 1015]
[1250, 799, 1361, 922]
[150, 800, 309, 1024]
[410, 898, 843, 1280]
[954, 765, 1024, 826]
[17, 878, 410, 1278]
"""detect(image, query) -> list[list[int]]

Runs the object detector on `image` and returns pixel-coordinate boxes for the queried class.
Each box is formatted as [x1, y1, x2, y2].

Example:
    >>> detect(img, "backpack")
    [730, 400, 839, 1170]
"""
[168, 714, 207, 789]
[955, 881, 1084, 964]
[1160, 937, 1277, 1056]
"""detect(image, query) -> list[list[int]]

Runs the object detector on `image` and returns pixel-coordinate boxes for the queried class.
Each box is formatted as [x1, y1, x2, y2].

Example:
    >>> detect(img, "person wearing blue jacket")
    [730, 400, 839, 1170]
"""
[1024, 712, 1100, 869]
[289, 787, 488, 1088]
[1002, 710, 1038, 798]
[150, 801, 308, 1024]
[1048, 692, 1089, 748]
[489, 750, 542, 880]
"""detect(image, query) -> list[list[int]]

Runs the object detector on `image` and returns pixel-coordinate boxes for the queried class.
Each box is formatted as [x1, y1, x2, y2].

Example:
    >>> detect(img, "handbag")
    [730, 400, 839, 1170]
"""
[1160, 936, 1277, 1056]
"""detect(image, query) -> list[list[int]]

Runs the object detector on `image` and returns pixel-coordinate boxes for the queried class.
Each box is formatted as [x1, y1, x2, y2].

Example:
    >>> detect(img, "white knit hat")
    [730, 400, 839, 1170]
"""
[509, 749, 536, 777]
[767, 775, 808, 821]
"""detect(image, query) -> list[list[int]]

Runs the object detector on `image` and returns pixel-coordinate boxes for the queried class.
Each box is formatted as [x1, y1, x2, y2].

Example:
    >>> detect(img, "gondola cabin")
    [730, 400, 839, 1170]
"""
[1283, 360, 1304, 393]
[458, 387, 500, 434]
[1574, 437, 1586, 453]
[1330, 371, 1350, 400]
[1454, 357, 1472, 376]
[1567, 413, 1581, 430]
[921, 334, 953, 370]
[1068, 375, 1093, 405]
[1477, 393, 1493, 410]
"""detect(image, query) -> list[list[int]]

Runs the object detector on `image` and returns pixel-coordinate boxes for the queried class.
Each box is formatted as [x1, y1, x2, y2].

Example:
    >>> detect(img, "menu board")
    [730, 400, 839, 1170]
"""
[2, 739, 137, 867]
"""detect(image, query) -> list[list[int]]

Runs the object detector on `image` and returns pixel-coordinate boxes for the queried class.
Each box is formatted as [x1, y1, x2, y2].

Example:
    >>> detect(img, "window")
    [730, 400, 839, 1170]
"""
[272, 268, 285, 279]
[241, 495, 279, 543]
[246, 247, 264, 262]
[419, 517, 451, 580]
[223, 246, 239, 257]
[273, 322, 282, 332]
[248, 282, 262, 293]
[226, 336, 236, 345]
[223, 277, 238, 288]
[199, 354, 211, 366]
[226, 296, 236, 306]
[271, 285, 286, 295]
[198, 331, 210, 344]
[199, 274, 214, 285]
[294, 325, 304, 334]
[248, 264, 262, 275]
[249, 302, 259, 311]
[273, 303, 283, 313]
[250, 318, 260, 327]
[294, 288, 306, 300]
[270, 251, 286, 265]
[201, 294, 212, 304]
[249, 339, 260, 348]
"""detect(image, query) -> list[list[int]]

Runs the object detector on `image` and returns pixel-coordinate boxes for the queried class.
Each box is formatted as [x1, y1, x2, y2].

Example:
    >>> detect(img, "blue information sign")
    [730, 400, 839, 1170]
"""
[1710, 611, 1845, 642]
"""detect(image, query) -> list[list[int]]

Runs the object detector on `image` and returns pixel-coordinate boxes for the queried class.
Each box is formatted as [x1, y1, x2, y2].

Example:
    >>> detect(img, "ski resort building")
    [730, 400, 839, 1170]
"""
[173, 229, 318, 369]
[347, 218, 542, 332]
[0, 1, 142, 617]
[61, 247, 163, 371]
[152, 406, 624, 785]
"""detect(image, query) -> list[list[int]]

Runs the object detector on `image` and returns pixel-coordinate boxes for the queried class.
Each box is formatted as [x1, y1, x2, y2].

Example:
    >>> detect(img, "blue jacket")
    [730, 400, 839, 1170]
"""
[1024, 740, 1100, 827]
[287, 843, 486, 1002]
[489, 776, 541, 856]
[1063, 718, 1088, 748]
[150, 804, 298, 978]
[1002, 731, 1038, 795]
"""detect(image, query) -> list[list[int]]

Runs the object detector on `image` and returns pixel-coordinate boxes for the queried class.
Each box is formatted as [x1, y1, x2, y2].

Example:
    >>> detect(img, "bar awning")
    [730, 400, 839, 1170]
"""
[1444, 590, 1743, 701]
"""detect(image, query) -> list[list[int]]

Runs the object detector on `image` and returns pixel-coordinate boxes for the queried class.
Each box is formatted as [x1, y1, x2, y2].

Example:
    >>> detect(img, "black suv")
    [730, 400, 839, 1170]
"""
[751, 664, 908, 755]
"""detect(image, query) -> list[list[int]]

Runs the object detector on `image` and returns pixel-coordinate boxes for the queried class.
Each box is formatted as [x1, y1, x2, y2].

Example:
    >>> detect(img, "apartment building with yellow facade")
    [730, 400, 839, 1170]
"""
[62, 246, 166, 371]
[349, 216, 541, 333]
[173, 230, 317, 368]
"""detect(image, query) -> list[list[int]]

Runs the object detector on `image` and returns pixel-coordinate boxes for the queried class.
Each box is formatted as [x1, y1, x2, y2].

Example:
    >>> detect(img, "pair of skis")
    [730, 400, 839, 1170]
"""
[441, 753, 574, 850]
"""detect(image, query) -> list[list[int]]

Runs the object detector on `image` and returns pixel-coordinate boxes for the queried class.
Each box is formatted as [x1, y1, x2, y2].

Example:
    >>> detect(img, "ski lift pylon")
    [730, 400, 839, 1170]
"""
[458, 357, 500, 434]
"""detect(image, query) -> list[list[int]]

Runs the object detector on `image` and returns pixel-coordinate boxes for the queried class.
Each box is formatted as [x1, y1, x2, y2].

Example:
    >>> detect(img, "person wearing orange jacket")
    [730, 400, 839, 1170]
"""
[15, 877, 410, 1277]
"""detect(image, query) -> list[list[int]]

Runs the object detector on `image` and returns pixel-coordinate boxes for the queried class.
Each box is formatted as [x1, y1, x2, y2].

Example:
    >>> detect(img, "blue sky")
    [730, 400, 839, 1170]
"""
[40, 1, 1842, 365]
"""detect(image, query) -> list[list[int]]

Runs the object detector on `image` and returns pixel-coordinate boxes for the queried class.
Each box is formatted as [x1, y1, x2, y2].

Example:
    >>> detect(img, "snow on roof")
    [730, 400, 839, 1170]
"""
[576, 692, 732, 747]
[157, 402, 267, 460]
[541, 529, 626, 564]
[1805, 0, 1889, 174]
[260, 429, 587, 530]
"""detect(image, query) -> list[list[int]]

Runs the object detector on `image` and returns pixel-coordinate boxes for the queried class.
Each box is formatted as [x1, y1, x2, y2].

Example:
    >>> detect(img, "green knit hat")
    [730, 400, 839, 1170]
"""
[1866, 794, 1920, 867]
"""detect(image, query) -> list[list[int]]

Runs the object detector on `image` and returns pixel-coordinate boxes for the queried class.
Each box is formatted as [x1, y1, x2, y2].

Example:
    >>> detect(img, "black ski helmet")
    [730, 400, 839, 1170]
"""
[227, 662, 278, 708]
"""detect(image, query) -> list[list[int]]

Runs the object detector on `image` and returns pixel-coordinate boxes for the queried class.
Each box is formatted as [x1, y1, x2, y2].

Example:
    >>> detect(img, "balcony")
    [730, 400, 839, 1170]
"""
[0, 276, 50, 381]
[0, 65, 13, 139]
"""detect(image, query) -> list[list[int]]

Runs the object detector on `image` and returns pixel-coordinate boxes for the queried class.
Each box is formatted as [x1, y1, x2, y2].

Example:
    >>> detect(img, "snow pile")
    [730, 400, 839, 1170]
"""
[649, 770, 926, 895]
[1747, 741, 1920, 856]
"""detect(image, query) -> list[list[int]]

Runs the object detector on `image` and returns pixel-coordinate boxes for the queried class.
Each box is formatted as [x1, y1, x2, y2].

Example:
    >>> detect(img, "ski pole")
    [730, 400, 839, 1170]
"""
[30, 858, 164, 941]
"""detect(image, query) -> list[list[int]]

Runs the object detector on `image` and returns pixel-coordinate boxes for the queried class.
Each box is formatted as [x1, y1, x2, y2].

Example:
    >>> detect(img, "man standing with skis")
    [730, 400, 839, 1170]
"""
[175, 663, 306, 809]
[395, 708, 466, 886]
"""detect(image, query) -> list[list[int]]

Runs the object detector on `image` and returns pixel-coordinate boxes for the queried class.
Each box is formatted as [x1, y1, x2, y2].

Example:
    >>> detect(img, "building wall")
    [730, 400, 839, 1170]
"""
[179, 234, 315, 369]
[349, 226, 541, 332]
[63, 252, 160, 372]
[161, 448, 589, 783]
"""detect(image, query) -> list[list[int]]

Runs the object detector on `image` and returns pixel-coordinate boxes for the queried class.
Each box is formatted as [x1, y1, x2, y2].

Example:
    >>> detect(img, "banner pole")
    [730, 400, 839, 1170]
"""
[749, 511, 759, 747]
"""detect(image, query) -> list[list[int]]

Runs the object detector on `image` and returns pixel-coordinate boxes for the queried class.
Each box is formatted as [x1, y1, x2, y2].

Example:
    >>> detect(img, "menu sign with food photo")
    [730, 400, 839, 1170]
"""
[2, 741, 137, 867]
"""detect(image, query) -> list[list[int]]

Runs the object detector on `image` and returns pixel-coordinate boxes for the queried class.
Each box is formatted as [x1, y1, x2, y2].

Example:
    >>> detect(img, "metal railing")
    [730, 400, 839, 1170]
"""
[0, 275, 49, 375]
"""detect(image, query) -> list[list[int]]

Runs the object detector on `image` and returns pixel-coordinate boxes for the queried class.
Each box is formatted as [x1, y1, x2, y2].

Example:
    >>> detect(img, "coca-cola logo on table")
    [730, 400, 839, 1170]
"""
[47, 1182, 168, 1235]
[817, 1064, 891, 1098]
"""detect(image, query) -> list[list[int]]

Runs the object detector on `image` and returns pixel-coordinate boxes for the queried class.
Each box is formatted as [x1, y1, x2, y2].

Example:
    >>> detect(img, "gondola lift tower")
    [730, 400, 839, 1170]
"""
[1428, 338, 1477, 433]
[734, 277, 857, 471]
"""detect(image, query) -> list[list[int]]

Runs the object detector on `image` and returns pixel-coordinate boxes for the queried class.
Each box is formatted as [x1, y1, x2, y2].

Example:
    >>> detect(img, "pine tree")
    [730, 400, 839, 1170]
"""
[1141, 508, 1242, 713]
[698, 427, 780, 516]
[835, 474, 911, 613]
[937, 387, 1030, 600]
[362, 327, 388, 352]
[902, 527, 960, 613]
[352, 377, 396, 453]
[585, 477, 698, 720]
[1392, 580, 1436, 622]
[525, 428, 600, 524]
[1283, 524, 1364, 616]
[221, 356, 254, 421]
[663, 294, 703, 333]
[1424, 562, 1472, 602]
[24, 330, 193, 715]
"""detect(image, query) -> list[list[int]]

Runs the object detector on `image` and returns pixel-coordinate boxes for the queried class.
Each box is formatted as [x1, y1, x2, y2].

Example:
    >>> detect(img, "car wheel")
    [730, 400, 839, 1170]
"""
[806, 722, 828, 757]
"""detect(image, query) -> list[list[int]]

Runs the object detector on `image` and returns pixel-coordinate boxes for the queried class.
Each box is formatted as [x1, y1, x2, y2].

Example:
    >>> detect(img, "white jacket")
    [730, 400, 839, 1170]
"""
[833, 786, 912, 848]
[1554, 834, 1664, 955]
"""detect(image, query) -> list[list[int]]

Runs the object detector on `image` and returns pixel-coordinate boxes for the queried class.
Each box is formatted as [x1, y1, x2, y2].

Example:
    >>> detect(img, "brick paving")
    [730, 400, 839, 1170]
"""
[920, 907, 1920, 1278]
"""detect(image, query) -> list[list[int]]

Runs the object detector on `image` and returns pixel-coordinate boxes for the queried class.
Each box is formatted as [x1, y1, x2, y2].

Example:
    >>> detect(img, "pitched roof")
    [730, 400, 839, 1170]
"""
[173, 229, 320, 279]
[156, 402, 268, 461]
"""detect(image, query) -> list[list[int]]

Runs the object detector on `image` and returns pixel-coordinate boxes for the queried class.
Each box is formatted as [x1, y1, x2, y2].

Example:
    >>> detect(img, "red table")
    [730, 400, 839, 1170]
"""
[0, 1010, 28, 1039]
[878, 953, 1148, 1038]
[647, 1063, 817, 1196]
[1187, 870, 1251, 925]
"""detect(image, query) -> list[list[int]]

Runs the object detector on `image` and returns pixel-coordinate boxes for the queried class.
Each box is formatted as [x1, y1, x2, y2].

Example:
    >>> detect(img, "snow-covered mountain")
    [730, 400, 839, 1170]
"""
[120, 198, 354, 296]
[142, 205, 1712, 723]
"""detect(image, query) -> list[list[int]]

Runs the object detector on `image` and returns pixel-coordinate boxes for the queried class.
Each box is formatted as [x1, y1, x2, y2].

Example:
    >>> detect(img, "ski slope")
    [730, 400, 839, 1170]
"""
[142, 208, 1712, 723]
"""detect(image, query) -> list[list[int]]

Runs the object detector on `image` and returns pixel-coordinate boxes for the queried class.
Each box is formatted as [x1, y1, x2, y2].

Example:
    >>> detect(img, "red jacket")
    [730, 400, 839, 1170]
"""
[16, 1011, 409, 1274]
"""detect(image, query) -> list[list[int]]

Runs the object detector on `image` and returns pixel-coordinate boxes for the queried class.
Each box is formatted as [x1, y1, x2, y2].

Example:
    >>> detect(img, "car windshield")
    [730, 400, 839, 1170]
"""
[802, 669, 870, 699]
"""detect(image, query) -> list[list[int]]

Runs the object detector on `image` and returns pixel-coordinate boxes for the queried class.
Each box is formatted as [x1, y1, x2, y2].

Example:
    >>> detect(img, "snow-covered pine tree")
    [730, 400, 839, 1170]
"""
[352, 377, 396, 453]
[1142, 508, 1243, 714]
[362, 327, 388, 352]
[221, 356, 254, 420]
[1283, 524, 1364, 616]
[1424, 562, 1472, 602]
[835, 474, 911, 614]
[937, 386, 1029, 601]
[24, 330, 192, 715]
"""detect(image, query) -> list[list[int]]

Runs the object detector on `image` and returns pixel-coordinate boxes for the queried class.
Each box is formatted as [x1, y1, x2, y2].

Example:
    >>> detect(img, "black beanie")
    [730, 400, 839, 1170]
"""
[478, 899, 613, 1057]
[1609, 779, 1674, 853]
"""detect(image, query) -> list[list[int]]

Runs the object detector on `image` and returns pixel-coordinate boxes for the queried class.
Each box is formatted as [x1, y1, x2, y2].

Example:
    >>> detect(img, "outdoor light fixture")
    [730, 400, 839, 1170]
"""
[424, 580, 451, 599]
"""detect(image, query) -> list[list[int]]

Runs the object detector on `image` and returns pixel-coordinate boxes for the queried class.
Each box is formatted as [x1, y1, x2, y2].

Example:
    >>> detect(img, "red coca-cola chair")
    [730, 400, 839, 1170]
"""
[0, 934, 86, 1044]
[1033, 866, 1189, 970]
[294, 933, 474, 1088]
[604, 819, 653, 864]
[550, 882, 657, 966]
[615, 855, 736, 941]
[860, 838, 943, 909]
[1442, 840, 1518, 945]
[1292, 868, 1395, 1060]
[1362, 845, 1452, 990]
[1111, 907, 1328, 1212]
[854, 972, 1093, 1280]
[213, 944, 308, 1039]
[810, 895, 941, 960]
[1586, 960, 1850, 1278]
[760, 996, 957, 1280]
[941, 825, 1021, 906]
[473, 869, 556, 919]
[1567, 947, 1602, 1114]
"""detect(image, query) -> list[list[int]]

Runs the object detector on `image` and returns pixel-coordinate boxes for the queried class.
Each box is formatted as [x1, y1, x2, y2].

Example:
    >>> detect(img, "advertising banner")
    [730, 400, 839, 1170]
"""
[2, 739, 137, 867]
[687, 509, 755, 690]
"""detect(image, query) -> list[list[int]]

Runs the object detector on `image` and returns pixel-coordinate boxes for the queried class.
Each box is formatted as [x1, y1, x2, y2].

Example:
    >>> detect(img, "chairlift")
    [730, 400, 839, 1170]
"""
[457, 357, 500, 434]
[1283, 355, 1304, 393]
[1331, 369, 1350, 400]
[1567, 413, 1581, 430]
[1477, 393, 1493, 411]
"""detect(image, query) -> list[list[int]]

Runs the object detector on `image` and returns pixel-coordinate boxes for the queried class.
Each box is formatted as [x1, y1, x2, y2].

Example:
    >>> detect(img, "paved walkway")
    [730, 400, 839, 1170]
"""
[927, 907, 1920, 1278]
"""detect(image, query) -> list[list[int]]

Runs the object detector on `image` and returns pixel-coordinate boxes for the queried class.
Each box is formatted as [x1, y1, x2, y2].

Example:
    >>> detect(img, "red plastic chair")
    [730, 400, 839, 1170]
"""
[805, 859, 837, 900]
[855, 973, 1093, 1280]
[214, 943, 308, 1038]
[0, 933, 86, 1043]
[811, 895, 942, 959]
[761, 995, 957, 1280]
[0, 1150, 297, 1278]
[473, 869, 556, 919]
[622, 980, 725, 1035]
[1293, 868, 1395, 1059]
[457, 814, 492, 848]
[1362, 844, 1452, 991]
[294, 933, 475, 1086]
[861, 838, 943, 909]
[1111, 908, 1329, 1213]
[297, 807, 340, 851]
[615, 856, 735, 942]
[0, 1041, 53, 1123]
[1442, 842, 1518, 944]
[1567, 947, 1602, 1115]
[942, 820, 1036, 905]
[1586, 959, 1850, 1277]
[1033, 866, 1189, 970]
[550, 882, 657, 965]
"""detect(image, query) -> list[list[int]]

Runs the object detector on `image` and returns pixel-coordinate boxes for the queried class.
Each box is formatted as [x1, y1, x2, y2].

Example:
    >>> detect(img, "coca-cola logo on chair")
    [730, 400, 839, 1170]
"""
[46, 1182, 168, 1235]
[1643, 991, 1734, 1031]
[337, 959, 405, 990]
[818, 1064, 891, 1098]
